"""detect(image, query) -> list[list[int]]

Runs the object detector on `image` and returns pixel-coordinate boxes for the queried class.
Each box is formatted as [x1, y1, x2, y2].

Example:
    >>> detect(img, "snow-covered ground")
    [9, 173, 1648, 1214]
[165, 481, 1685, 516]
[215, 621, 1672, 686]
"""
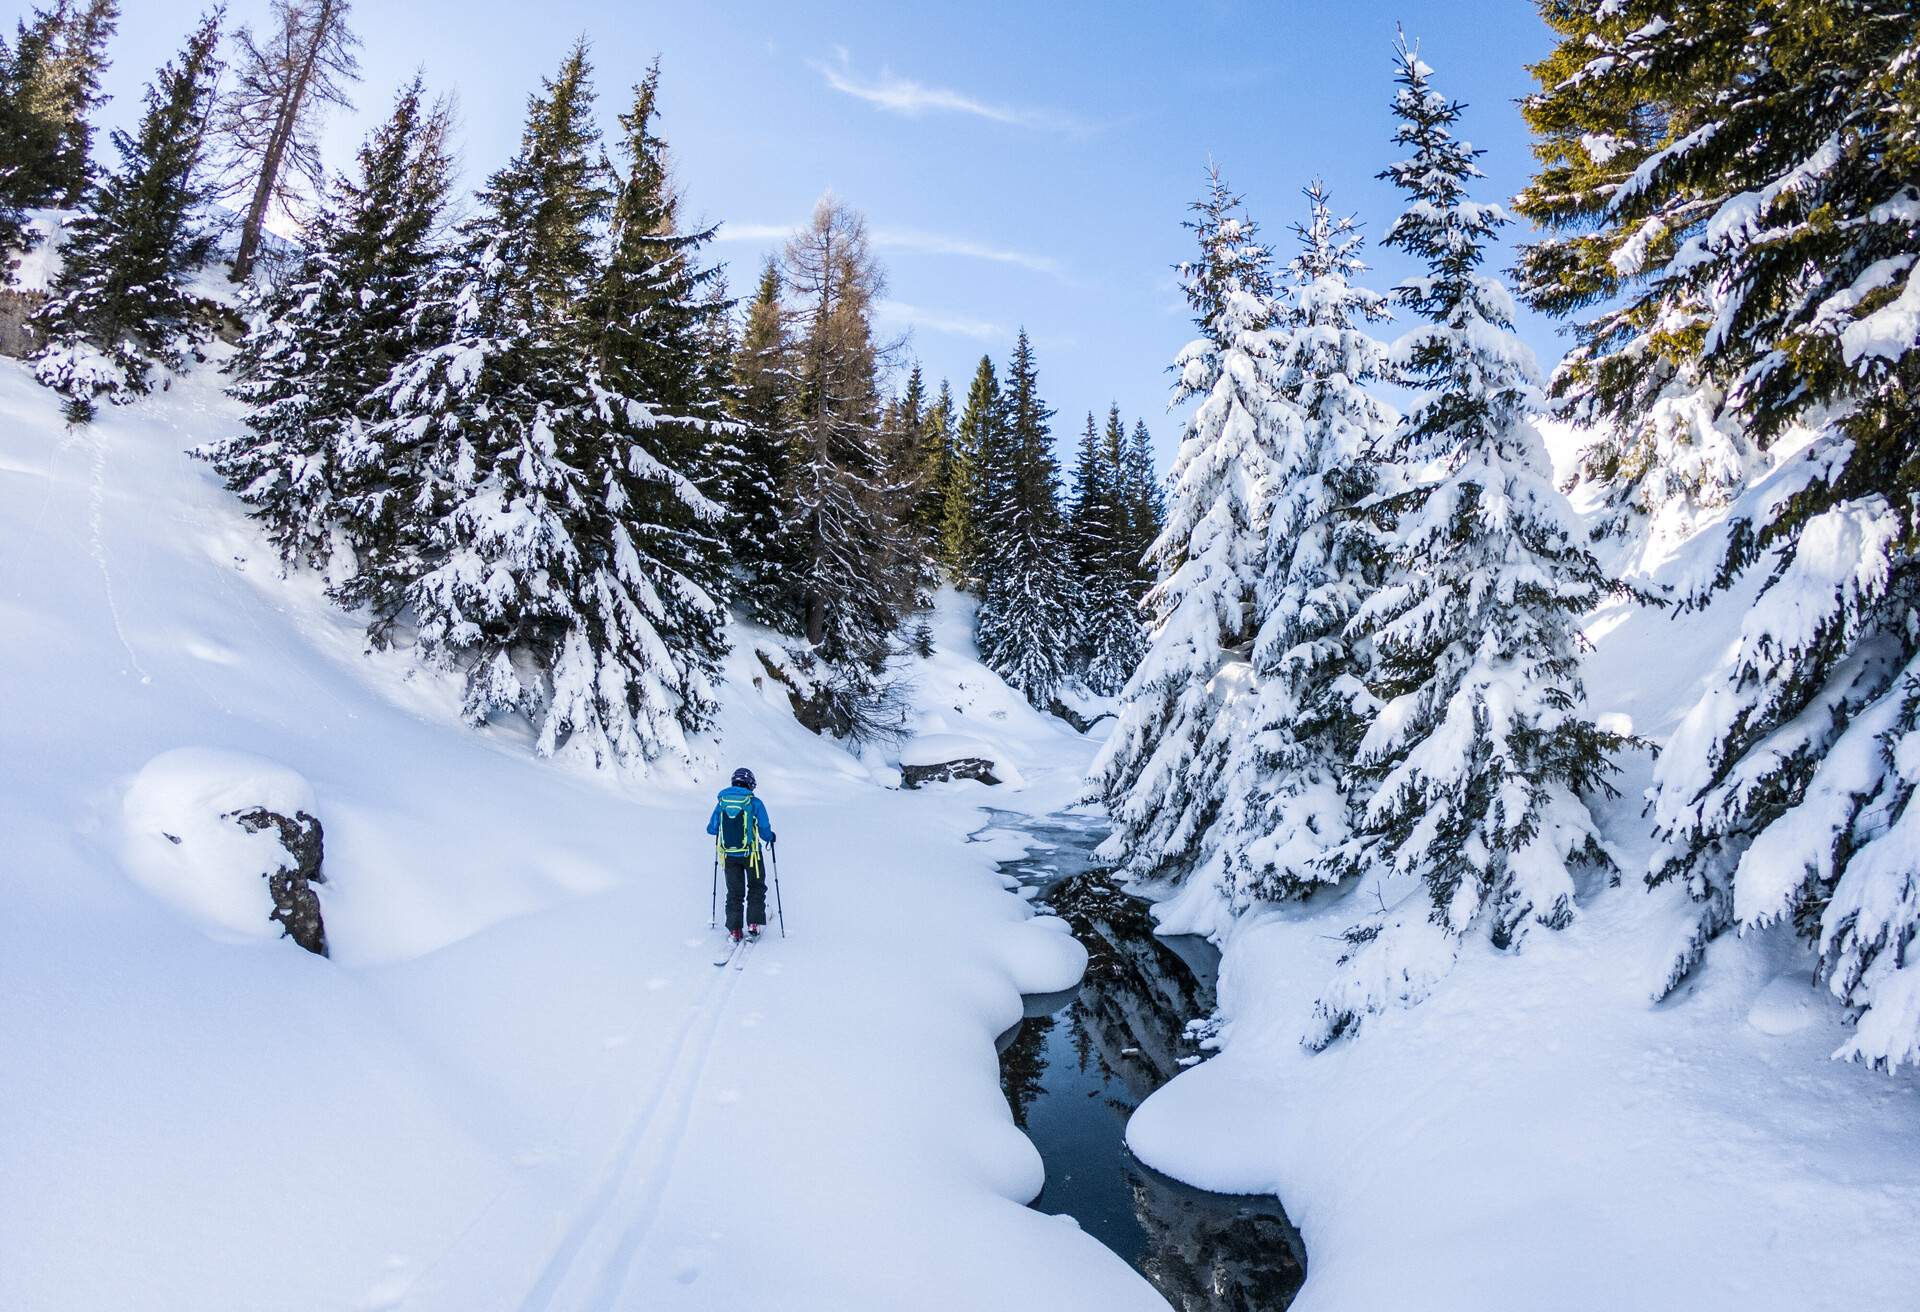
[0, 360, 1163, 1310]
[1128, 429, 1920, 1310]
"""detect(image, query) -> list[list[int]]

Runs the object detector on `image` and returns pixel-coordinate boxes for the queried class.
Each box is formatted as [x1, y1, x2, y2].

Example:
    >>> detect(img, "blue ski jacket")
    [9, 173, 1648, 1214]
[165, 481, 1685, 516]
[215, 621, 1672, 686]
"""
[707, 786, 775, 848]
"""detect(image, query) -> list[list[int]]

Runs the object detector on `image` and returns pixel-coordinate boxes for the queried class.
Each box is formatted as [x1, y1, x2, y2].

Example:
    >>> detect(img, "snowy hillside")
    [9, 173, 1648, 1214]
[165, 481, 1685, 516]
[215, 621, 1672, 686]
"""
[0, 361, 1159, 1311]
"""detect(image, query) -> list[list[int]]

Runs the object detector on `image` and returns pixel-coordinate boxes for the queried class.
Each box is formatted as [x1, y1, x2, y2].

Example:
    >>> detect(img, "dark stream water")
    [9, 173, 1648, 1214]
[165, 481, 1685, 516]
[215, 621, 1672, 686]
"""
[981, 810, 1306, 1310]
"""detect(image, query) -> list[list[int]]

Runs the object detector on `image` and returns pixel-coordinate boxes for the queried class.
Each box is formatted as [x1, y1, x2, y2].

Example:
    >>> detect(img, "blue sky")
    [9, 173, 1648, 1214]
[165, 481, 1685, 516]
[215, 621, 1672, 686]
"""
[113, 2, 1560, 470]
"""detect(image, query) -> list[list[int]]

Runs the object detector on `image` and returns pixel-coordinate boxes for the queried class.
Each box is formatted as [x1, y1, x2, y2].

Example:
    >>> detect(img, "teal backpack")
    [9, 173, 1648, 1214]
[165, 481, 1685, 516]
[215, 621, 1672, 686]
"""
[715, 790, 760, 861]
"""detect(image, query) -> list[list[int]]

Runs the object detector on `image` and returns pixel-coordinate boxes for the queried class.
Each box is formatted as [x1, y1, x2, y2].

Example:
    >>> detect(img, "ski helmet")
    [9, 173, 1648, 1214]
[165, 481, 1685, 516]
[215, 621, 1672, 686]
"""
[731, 767, 756, 790]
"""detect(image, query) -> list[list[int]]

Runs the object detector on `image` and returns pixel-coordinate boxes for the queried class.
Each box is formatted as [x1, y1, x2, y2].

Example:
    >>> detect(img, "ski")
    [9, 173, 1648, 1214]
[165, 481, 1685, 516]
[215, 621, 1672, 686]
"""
[713, 937, 742, 968]
[732, 936, 758, 971]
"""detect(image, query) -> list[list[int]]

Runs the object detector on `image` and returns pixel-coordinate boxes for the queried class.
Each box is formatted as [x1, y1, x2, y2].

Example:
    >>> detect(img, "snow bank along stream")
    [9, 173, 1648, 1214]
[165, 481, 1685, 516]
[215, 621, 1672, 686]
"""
[982, 809, 1307, 1309]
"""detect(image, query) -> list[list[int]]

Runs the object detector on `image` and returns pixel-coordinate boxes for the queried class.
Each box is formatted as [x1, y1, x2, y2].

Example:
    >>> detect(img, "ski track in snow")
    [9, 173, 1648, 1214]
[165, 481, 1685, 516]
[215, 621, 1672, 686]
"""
[516, 938, 753, 1312]
[81, 424, 151, 686]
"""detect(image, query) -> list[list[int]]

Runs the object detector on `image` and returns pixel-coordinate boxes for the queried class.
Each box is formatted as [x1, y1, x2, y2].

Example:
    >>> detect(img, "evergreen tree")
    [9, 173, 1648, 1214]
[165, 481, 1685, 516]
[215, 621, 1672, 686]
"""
[1306, 42, 1624, 1050]
[1513, 1, 1761, 560]
[1120, 418, 1164, 591]
[1094, 166, 1297, 886]
[976, 329, 1073, 705]
[773, 195, 913, 666]
[584, 58, 735, 719]
[1214, 179, 1398, 913]
[361, 44, 722, 768]
[31, 10, 221, 422]
[1069, 407, 1146, 694]
[204, 76, 452, 574]
[945, 353, 1000, 586]
[0, 0, 118, 226]
[917, 375, 956, 567]
[730, 255, 797, 619]
[1520, 0, 1920, 1067]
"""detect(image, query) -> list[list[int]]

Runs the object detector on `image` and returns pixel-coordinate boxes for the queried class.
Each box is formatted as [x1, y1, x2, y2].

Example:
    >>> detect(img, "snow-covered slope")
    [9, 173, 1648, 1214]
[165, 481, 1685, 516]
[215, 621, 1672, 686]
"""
[1127, 427, 1920, 1311]
[0, 360, 1157, 1310]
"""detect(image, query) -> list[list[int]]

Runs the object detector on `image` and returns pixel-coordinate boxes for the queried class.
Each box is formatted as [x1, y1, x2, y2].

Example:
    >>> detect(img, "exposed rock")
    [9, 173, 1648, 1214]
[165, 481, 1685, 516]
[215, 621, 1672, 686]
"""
[0, 289, 47, 358]
[900, 757, 1000, 789]
[1048, 697, 1116, 734]
[227, 807, 328, 956]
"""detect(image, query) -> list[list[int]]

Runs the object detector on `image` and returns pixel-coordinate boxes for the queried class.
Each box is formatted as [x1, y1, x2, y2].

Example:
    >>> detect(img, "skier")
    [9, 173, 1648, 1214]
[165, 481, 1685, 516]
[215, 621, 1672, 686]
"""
[708, 767, 776, 943]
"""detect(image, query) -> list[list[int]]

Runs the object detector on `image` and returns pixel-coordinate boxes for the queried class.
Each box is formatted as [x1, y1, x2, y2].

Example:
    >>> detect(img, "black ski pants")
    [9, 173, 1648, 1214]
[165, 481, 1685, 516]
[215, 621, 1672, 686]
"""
[724, 853, 767, 933]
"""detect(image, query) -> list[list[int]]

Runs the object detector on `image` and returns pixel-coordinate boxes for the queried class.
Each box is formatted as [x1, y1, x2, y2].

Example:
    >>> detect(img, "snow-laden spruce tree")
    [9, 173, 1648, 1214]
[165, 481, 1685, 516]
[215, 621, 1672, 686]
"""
[946, 353, 1001, 588]
[729, 255, 797, 621]
[1513, 8, 1764, 565]
[1521, 0, 1920, 1067]
[1068, 407, 1147, 695]
[31, 10, 219, 422]
[1212, 180, 1398, 912]
[1306, 42, 1624, 1049]
[1095, 166, 1298, 885]
[582, 59, 735, 726]
[205, 76, 452, 573]
[360, 43, 722, 769]
[977, 329, 1074, 705]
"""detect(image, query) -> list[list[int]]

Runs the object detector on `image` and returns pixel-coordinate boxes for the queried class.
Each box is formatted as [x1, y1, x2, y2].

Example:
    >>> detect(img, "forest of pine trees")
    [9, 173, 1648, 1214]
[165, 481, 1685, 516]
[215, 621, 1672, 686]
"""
[0, 5, 1164, 767]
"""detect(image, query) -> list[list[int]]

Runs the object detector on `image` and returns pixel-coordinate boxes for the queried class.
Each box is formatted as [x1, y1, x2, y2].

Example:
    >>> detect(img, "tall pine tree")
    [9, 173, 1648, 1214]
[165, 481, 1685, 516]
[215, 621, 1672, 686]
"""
[945, 354, 1000, 587]
[584, 58, 735, 720]
[730, 255, 797, 620]
[1306, 41, 1623, 1049]
[1095, 166, 1297, 888]
[1212, 179, 1398, 914]
[32, 9, 220, 422]
[976, 329, 1072, 705]
[1520, 0, 1920, 1067]
[1069, 406, 1146, 695]
[773, 196, 913, 667]
[361, 43, 723, 768]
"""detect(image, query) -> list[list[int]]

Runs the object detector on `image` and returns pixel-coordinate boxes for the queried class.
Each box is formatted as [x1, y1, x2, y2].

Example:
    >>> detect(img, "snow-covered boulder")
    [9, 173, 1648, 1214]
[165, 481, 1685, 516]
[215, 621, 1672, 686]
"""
[120, 748, 329, 953]
[897, 732, 1024, 789]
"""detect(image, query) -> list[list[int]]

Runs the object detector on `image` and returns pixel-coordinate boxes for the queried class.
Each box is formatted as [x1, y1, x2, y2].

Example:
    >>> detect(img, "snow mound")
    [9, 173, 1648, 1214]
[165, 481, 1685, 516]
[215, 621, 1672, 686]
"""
[120, 747, 317, 943]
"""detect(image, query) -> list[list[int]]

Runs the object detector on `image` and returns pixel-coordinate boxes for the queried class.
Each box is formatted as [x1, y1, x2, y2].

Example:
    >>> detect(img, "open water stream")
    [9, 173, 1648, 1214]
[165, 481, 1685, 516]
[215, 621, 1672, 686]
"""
[980, 809, 1306, 1310]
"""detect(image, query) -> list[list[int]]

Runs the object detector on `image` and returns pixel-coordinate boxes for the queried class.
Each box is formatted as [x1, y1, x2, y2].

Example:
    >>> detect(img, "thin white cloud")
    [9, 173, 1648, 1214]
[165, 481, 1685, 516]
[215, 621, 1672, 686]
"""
[872, 226, 1063, 277]
[714, 220, 1064, 279]
[714, 221, 801, 243]
[809, 51, 1090, 135]
[875, 299, 1006, 342]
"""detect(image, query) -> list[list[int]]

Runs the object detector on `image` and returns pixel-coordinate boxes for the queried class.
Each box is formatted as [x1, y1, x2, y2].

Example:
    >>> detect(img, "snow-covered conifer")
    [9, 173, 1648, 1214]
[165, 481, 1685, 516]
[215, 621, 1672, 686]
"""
[1307, 43, 1623, 1049]
[1519, 1, 1920, 1067]
[1094, 166, 1297, 884]
[31, 10, 219, 421]
[205, 76, 452, 573]
[584, 58, 736, 719]
[730, 255, 797, 618]
[945, 353, 1000, 587]
[361, 43, 722, 768]
[1213, 180, 1397, 911]
[976, 329, 1072, 705]
[1069, 407, 1146, 695]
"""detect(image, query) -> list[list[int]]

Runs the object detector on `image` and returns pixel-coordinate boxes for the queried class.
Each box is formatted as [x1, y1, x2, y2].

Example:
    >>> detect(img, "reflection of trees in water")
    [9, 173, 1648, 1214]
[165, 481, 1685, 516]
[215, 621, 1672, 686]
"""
[999, 1008, 1054, 1130]
[1044, 869, 1308, 1311]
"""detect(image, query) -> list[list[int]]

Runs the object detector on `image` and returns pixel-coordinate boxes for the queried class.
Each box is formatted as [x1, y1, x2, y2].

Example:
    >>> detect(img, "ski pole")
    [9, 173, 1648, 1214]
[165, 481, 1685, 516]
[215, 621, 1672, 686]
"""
[771, 842, 787, 938]
[709, 849, 718, 929]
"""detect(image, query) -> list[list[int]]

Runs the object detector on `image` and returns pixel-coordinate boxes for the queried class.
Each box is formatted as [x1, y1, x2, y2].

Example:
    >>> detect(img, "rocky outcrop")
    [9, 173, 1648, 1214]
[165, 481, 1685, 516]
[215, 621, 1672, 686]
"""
[0, 289, 46, 358]
[1048, 697, 1116, 734]
[228, 807, 328, 956]
[900, 757, 1001, 789]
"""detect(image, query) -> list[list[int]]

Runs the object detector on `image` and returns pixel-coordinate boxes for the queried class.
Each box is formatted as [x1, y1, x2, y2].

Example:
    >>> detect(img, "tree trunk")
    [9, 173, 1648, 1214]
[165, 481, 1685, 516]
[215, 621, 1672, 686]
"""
[230, 0, 340, 283]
